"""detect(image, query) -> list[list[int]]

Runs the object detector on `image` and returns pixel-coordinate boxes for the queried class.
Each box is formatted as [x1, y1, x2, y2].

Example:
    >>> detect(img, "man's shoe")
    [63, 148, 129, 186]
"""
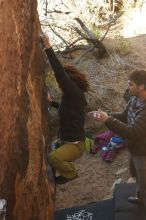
[128, 196, 144, 205]
[55, 175, 77, 184]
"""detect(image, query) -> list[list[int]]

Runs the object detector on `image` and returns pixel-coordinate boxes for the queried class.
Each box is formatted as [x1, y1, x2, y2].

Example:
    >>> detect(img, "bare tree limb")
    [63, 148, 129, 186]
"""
[100, 23, 111, 42]
[75, 46, 95, 64]
[100, 11, 124, 41]
[48, 24, 70, 48]
[68, 37, 84, 47]
[45, 0, 48, 16]
[60, 45, 91, 54]
[61, 0, 69, 9]
[74, 18, 97, 39]
[74, 17, 107, 58]
[46, 9, 71, 14]
[73, 27, 88, 39]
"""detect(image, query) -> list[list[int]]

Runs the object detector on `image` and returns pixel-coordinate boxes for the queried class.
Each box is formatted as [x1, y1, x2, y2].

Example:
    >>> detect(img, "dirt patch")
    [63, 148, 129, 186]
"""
[55, 149, 130, 210]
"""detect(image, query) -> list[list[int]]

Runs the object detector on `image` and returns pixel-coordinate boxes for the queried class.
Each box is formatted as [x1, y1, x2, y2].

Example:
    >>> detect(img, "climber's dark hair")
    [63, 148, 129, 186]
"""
[63, 65, 89, 92]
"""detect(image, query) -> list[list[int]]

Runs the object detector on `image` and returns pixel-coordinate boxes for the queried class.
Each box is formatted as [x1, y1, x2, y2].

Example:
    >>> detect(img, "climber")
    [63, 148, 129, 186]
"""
[41, 34, 89, 184]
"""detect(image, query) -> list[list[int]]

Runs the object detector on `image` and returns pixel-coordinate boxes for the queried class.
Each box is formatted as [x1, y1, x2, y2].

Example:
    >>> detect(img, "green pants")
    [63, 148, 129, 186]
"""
[48, 141, 85, 179]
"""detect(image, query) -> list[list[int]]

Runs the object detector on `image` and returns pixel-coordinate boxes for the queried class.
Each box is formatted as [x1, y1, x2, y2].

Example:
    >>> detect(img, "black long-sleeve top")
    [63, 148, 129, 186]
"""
[45, 48, 87, 142]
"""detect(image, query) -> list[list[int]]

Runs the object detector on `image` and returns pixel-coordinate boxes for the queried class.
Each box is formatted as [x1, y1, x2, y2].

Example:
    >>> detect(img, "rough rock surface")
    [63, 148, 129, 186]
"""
[0, 1, 54, 219]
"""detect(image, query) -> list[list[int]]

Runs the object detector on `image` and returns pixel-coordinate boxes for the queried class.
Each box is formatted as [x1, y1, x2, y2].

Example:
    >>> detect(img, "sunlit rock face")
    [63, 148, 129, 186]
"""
[0, 1, 54, 219]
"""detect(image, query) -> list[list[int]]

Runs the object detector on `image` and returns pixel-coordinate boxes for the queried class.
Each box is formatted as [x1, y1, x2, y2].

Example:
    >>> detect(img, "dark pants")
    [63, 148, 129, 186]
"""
[130, 154, 146, 205]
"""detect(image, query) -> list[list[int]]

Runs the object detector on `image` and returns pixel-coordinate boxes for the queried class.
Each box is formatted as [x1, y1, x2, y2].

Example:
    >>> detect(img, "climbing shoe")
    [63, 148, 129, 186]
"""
[55, 175, 77, 184]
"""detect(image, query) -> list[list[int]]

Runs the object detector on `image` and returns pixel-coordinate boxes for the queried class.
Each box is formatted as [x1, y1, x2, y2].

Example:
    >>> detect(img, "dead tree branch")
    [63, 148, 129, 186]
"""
[46, 9, 71, 14]
[75, 46, 95, 64]
[74, 18, 97, 39]
[74, 18, 108, 59]
[100, 11, 124, 41]
[61, 45, 91, 54]
[48, 24, 70, 48]
[45, 0, 48, 16]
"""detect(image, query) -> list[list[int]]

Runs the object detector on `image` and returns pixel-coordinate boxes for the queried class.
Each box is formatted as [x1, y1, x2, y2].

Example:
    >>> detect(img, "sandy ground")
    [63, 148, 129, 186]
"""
[55, 148, 130, 210]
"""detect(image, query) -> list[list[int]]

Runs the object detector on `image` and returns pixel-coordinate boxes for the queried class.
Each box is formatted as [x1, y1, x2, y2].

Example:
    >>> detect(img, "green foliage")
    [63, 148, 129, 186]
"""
[115, 33, 130, 55]
[91, 25, 101, 38]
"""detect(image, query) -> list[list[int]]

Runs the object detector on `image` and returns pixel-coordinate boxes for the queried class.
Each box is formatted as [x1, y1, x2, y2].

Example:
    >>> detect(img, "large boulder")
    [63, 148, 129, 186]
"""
[0, 1, 55, 219]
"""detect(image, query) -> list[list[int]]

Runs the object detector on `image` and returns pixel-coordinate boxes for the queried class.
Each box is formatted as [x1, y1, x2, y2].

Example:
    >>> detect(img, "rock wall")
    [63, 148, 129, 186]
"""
[0, 1, 54, 219]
